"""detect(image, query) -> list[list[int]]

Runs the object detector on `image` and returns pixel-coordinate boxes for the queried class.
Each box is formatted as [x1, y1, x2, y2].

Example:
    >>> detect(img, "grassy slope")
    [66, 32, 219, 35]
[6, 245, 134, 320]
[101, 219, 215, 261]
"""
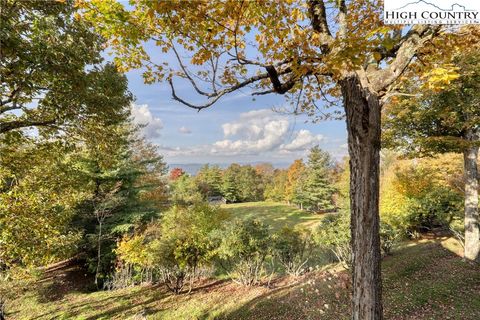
[10, 238, 480, 320]
[221, 201, 324, 230]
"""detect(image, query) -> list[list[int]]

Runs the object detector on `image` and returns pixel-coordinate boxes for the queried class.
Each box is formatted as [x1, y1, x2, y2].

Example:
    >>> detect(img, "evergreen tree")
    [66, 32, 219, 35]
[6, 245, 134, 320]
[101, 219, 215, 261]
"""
[302, 146, 336, 212]
[73, 125, 168, 285]
[222, 164, 241, 203]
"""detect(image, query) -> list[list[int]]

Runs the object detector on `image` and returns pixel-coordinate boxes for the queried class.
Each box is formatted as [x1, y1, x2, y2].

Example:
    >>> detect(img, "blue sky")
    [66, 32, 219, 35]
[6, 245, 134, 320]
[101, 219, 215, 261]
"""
[120, 40, 348, 166]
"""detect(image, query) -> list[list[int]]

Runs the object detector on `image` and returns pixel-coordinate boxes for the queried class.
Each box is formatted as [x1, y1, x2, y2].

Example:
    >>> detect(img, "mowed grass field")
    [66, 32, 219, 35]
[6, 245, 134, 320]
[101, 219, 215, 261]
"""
[221, 201, 325, 230]
[8, 202, 480, 320]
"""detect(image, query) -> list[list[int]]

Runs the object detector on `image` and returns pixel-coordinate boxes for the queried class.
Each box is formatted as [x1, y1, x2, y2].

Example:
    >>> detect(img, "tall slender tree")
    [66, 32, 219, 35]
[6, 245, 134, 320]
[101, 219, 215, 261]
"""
[285, 159, 306, 206]
[383, 52, 480, 262]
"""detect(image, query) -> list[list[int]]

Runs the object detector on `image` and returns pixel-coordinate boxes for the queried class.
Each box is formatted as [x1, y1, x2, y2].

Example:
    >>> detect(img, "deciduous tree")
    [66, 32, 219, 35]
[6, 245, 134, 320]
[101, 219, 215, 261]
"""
[383, 52, 480, 262]
[0, 0, 131, 137]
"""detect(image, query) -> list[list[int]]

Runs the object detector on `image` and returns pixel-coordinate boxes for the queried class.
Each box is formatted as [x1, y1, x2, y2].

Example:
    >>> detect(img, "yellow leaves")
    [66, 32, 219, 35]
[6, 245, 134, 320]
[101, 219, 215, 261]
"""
[367, 26, 390, 39]
[191, 48, 213, 65]
[423, 65, 460, 91]
[116, 234, 153, 267]
[290, 7, 305, 21]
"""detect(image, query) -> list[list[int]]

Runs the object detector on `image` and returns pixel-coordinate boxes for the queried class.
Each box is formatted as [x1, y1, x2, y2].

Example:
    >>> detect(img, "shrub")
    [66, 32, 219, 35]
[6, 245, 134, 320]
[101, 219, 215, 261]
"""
[379, 222, 400, 256]
[216, 219, 271, 286]
[315, 212, 352, 269]
[381, 161, 464, 236]
[113, 203, 229, 293]
[272, 227, 314, 276]
[154, 203, 229, 293]
[107, 233, 156, 290]
[405, 186, 463, 232]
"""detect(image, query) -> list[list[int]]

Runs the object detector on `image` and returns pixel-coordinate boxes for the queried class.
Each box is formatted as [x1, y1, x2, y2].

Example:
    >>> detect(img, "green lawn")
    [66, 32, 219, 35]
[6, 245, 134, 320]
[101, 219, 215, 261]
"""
[221, 201, 325, 230]
[9, 238, 480, 320]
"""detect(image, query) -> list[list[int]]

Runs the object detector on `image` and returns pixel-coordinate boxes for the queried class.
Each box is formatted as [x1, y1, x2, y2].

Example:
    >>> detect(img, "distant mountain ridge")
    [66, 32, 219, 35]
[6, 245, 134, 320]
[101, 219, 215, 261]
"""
[168, 162, 292, 175]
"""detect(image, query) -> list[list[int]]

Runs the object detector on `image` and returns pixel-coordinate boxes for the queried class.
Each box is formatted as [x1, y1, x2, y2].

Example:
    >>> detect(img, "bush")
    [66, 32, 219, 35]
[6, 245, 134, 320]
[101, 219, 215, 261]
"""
[108, 232, 157, 290]
[315, 212, 352, 269]
[216, 219, 271, 286]
[272, 227, 314, 276]
[405, 186, 463, 232]
[381, 161, 464, 236]
[379, 222, 400, 256]
[113, 203, 229, 293]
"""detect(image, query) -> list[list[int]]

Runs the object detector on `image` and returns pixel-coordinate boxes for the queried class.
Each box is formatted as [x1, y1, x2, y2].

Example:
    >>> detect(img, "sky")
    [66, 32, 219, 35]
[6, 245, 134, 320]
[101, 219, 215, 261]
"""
[122, 43, 348, 167]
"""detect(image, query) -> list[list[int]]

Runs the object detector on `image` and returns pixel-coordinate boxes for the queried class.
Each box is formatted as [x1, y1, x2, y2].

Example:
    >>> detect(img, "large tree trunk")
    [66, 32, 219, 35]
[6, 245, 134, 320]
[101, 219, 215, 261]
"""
[341, 76, 383, 320]
[463, 129, 479, 262]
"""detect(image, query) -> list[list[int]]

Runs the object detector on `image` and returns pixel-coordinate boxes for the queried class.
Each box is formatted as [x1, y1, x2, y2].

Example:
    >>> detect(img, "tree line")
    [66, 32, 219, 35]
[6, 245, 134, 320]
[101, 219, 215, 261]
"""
[168, 146, 338, 212]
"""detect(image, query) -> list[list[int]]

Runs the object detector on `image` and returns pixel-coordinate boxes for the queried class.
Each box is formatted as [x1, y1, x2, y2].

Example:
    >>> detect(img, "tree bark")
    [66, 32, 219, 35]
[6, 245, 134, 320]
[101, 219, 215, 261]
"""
[95, 220, 103, 288]
[463, 129, 479, 262]
[341, 76, 383, 320]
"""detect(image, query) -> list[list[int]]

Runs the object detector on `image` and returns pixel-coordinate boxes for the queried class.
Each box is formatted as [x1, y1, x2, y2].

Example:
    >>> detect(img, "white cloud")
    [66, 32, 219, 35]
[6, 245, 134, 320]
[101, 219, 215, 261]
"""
[131, 103, 163, 138]
[154, 108, 336, 161]
[214, 109, 290, 155]
[281, 129, 324, 151]
[179, 126, 192, 134]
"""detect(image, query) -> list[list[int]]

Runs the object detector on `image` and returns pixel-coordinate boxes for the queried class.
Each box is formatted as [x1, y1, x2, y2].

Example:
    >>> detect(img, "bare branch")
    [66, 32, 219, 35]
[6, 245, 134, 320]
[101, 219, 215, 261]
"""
[0, 103, 21, 114]
[252, 89, 275, 96]
[170, 43, 215, 97]
[169, 66, 294, 110]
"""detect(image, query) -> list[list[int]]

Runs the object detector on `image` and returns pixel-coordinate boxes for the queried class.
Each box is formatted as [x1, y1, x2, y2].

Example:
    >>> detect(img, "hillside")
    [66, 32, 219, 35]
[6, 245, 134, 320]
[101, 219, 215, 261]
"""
[10, 238, 480, 320]
[221, 202, 325, 230]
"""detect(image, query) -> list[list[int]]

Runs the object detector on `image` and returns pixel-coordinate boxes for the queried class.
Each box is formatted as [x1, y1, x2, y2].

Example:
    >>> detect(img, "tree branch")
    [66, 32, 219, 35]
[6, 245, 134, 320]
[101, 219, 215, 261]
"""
[170, 43, 215, 97]
[337, 0, 347, 40]
[169, 66, 293, 110]
[265, 65, 301, 94]
[0, 103, 21, 114]
[370, 25, 443, 93]
[0, 118, 57, 134]
[308, 0, 333, 52]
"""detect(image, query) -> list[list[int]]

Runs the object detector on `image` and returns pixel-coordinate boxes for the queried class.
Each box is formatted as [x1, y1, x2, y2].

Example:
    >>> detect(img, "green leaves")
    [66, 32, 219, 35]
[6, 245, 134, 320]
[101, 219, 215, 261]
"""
[383, 52, 480, 156]
[0, 0, 132, 137]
